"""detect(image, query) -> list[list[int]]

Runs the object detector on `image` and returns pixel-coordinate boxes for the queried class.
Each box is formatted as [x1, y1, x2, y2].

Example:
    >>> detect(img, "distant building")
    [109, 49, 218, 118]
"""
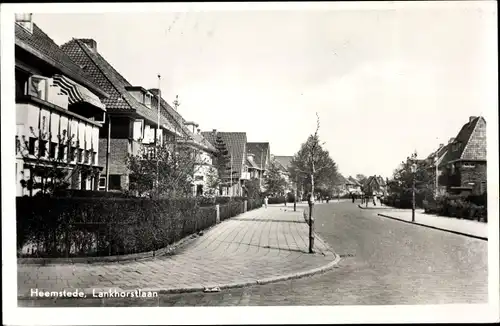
[201, 131, 249, 197]
[246, 142, 271, 191]
[272, 155, 294, 194]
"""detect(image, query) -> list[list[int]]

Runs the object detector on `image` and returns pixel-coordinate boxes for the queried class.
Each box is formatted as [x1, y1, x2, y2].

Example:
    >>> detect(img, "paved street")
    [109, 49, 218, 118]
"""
[21, 201, 488, 306]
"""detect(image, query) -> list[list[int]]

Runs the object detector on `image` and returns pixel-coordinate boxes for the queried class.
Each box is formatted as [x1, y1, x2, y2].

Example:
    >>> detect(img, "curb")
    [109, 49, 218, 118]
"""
[17, 228, 203, 266]
[377, 213, 488, 241]
[357, 204, 391, 210]
[18, 253, 341, 300]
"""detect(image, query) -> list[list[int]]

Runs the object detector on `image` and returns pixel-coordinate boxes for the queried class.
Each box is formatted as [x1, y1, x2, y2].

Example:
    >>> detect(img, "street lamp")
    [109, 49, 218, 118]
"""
[410, 162, 417, 222]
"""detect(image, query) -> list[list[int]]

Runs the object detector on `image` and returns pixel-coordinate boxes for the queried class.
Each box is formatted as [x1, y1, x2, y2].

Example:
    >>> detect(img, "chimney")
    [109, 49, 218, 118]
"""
[197, 128, 201, 134]
[469, 116, 477, 123]
[78, 39, 97, 52]
[212, 129, 217, 136]
[448, 137, 455, 144]
[439, 143, 444, 148]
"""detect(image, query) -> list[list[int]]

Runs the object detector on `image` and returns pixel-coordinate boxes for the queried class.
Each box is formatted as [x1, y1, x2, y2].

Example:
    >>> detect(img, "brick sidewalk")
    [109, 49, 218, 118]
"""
[18, 206, 337, 298]
[375, 208, 487, 239]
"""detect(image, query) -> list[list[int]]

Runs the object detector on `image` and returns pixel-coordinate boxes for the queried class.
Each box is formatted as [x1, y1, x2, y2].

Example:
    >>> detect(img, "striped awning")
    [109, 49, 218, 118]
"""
[53, 74, 106, 111]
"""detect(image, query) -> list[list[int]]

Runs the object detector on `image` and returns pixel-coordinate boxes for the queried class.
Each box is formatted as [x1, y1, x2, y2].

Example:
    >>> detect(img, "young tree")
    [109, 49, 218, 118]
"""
[264, 161, 288, 196]
[127, 141, 207, 198]
[16, 119, 99, 196]
[289, 113, 338, 202]
[388, 151, 434, 203]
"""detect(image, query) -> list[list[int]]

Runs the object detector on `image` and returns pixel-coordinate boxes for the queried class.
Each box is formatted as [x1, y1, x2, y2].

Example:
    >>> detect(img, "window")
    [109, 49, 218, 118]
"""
[39, 140, 48, 158]
[462, 163, 475, 168]
[195, 175, 204, 181]
[49, 142, 57, 159]
[109, 175, 122, 190]
[98, 177, 106, 190]
[28, 137, 36, 155]
[58, 145, 66, 160]
[78, 149, 84, 163]
[70, 147, 77, 161]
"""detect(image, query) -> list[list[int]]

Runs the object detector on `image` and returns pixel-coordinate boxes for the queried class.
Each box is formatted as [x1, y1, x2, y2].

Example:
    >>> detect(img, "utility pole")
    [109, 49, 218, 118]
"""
[173, 95, 180, 152]
[229, 153, 233, 198]
[294, 175, 297, 212]
[156, 74, 161, 197]
[105, 114, 111, 192]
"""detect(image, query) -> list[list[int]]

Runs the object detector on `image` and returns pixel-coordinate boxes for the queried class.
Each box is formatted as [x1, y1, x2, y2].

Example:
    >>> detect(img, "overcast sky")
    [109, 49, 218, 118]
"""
[31, 2, 497, 178]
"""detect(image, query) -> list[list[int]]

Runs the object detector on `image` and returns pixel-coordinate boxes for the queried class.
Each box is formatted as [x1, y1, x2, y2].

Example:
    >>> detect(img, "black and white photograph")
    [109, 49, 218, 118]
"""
[1, 1, 498, 325]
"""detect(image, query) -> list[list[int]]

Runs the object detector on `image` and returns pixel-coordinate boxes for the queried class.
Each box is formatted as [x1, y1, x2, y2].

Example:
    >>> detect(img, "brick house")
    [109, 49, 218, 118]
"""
[438, 116, 487, 195]
[362, 175, 387, 196]
[60, 38, 216, 194]
[15, 16, 109, 196]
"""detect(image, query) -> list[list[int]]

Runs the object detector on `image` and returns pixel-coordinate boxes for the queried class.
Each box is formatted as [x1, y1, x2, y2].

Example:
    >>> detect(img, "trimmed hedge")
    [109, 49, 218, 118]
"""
[423, 193, 487, 222]
[17, 195, 264, 258]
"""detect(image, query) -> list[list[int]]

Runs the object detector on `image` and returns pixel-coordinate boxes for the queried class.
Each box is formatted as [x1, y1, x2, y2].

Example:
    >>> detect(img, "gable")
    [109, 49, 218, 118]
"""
[201, 132, 248, 178]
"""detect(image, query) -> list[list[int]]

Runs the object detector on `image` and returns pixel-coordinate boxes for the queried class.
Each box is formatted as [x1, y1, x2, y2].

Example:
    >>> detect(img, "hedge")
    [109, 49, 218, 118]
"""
[422, 193, 487, 222]
[383, 192, 487, 222]
[16, 195, 262, 258]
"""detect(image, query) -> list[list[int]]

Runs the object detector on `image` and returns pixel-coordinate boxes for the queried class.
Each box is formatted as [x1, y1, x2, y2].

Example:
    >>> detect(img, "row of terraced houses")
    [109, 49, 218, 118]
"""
[14, 15, 288, 198]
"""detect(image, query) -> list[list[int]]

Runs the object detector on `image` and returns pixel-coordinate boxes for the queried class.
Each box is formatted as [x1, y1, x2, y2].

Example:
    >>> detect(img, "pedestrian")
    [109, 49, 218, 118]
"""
[380, 194, 384, 206]
[372, 194, 377, 206]
[264, 195, 268, 209]
[351, 193, 355, 203]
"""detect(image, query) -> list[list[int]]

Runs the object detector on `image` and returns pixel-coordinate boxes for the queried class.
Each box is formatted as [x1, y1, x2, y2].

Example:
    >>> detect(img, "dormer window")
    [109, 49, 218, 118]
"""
[144, 93, 152, 108]
[15, 13, 33, 34]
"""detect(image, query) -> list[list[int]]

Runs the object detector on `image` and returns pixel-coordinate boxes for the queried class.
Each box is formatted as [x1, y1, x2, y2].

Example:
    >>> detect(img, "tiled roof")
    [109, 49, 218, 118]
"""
[273, 155, 293, 172]
[439, 116, 486, 166]
[461, 117, 486, 161]
[15, 23, 107, 98]
[246, 143, 270, 169]
[347, 176, 362, 186]
[201, 131, 247, 178]
[61, 38, 217, 152]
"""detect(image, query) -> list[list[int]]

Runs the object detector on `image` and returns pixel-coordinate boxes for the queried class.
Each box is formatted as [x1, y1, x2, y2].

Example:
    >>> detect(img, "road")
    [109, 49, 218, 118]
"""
[21, 201, 488, 306]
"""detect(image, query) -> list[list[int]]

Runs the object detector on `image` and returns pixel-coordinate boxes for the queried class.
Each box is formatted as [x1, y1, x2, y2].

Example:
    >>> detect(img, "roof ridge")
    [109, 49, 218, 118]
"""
[70, 39, 135, 111]
[22, 24, 103, 93]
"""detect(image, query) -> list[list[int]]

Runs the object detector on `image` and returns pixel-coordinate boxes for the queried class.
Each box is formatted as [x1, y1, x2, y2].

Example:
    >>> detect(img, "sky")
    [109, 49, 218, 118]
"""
[30, 2, 497, 179]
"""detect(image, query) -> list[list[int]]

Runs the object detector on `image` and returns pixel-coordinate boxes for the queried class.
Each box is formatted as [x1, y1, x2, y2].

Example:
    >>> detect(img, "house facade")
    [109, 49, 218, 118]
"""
[272, 155, 294, 194]
[437, 116, 487, 195]
[15, 17, 109, 196]
[362, 175, 387, 196]
[246, 142, 271, 192]
[61, 38, 215, 194]
[201, 131, 250, 197]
